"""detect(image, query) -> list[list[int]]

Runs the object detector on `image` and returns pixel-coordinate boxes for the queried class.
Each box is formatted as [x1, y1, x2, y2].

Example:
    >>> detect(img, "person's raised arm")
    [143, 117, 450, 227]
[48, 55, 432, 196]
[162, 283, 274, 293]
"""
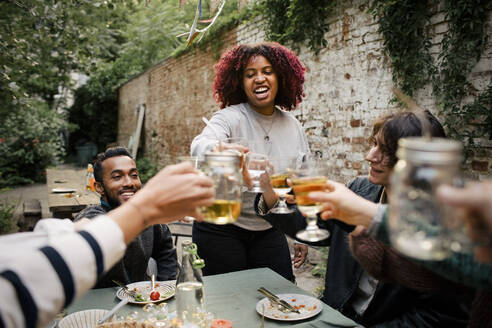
[0, 162, 214, 327]
[437, 181, 492, 263]
[110, 162, 215, 243]
[308, 180, 377, 227]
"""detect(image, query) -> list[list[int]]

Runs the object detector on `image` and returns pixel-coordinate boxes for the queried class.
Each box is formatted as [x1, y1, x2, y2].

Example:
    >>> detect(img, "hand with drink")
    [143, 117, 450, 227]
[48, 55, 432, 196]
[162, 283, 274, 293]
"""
[290, 160, 333, 242]
[245, 152, 269, 193]
[200, 152, 243, 225]
[213, 137, 249, 156]
[259, 157, 296, 214]
[308, 180, 377, 227]
[438, 181, 492, 263]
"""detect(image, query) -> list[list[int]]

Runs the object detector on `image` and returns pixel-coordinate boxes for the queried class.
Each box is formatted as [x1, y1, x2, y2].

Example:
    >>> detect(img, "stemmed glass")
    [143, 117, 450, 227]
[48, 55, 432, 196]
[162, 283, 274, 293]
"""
[245, 152, 269, 193]
[267, 158, 295, 214]
[291, 160, 332, 242]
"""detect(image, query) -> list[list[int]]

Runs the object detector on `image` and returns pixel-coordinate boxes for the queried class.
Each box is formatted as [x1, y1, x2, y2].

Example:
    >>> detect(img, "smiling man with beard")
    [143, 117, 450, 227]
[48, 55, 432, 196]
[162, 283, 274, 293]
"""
[75, 147, 177, 288]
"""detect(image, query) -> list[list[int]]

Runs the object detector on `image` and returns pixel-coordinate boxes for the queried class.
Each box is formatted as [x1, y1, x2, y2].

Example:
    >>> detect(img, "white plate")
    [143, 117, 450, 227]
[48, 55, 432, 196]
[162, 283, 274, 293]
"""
[51, 188, 76, 193]
[116, 281, 175, 304]
[256, 293, 322, 321]
[58, 309, 112, 328]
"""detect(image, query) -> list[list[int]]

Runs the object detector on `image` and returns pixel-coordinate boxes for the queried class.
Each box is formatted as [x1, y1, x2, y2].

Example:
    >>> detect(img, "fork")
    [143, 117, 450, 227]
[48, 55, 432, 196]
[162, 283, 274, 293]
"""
[112, 280, 136, 298]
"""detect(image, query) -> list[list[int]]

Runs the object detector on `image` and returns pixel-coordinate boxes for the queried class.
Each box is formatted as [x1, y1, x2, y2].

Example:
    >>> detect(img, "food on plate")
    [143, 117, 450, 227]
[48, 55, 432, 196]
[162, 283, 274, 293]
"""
[149, 291, 160, 301]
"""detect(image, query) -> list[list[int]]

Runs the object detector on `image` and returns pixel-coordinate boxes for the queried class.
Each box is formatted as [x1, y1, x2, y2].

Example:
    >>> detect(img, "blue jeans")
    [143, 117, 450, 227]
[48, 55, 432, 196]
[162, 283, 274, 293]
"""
[192, 222, 295, 282]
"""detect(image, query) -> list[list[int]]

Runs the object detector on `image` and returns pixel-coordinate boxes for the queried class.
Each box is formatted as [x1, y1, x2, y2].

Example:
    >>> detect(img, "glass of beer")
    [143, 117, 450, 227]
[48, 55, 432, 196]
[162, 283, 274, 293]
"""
[291, 160, 332, 242]
[201, 151, 242, 224]
[267, 158, 296, 214]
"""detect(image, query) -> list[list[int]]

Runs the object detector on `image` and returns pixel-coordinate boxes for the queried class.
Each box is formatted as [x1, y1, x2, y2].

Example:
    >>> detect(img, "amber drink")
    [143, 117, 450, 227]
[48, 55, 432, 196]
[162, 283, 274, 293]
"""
[203, 199, 242, 225]
[202, 151, 243, 225]
[291, 176, 327, 219]
[270, 173, 290, 196]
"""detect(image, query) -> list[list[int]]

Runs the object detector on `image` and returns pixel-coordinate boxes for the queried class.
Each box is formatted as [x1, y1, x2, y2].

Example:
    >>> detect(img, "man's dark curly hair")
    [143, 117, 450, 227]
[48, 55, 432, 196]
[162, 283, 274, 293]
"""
[369, 110, 446, 167]
[213, 42, 306, 111]
[93, 146, 133, 183]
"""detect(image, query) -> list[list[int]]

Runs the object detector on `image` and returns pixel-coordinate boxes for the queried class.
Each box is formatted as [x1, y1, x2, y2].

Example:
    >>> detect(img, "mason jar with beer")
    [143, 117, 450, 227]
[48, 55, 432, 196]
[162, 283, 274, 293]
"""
[201, 151, 242, 224]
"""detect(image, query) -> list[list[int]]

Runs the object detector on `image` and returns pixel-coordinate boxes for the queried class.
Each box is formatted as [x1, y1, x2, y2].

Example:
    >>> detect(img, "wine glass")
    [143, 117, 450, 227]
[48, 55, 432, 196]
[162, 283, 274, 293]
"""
[291, 160, 332, 242]
[267, 158, 295, 214]
[245, 152, 269, 193]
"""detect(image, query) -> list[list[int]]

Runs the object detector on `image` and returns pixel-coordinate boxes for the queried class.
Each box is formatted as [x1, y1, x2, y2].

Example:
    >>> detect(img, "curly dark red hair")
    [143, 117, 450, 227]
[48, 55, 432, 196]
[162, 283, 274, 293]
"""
[213, 42, 306, 111]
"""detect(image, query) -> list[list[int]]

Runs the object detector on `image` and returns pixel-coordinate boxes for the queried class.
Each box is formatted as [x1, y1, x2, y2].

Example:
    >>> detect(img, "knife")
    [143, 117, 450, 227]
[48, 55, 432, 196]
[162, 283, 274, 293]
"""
[258, 287, 300, 314]
[97, 298, 128, 324]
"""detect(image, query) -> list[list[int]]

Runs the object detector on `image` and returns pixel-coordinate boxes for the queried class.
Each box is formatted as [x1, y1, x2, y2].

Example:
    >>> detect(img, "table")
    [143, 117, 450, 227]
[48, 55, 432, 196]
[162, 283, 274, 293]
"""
[67, 268, 357, 328]
[46, 168, 100, 218]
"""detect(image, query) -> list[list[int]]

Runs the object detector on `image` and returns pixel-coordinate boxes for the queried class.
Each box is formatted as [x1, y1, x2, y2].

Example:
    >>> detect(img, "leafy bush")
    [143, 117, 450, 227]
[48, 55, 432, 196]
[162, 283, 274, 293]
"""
[0, 200, 16, 235]
[311, 246, 329, 298]
[0, 100, 72, 187]
[136, 157, 159, 184]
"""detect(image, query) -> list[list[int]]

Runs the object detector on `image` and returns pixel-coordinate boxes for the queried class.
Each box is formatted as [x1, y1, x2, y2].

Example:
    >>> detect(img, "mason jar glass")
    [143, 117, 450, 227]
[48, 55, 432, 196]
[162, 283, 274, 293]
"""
[388, 137, 467, 260]
[201, 151, 242, 225]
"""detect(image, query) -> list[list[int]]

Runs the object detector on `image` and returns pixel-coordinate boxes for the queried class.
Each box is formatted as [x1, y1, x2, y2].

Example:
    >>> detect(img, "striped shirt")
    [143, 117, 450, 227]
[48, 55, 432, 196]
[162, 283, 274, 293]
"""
[0, 216, 126, 327]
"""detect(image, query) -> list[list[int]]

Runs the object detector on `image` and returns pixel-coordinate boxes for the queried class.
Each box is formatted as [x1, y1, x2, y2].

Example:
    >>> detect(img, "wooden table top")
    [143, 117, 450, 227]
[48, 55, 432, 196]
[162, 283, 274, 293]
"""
[47, 168, 100, 216]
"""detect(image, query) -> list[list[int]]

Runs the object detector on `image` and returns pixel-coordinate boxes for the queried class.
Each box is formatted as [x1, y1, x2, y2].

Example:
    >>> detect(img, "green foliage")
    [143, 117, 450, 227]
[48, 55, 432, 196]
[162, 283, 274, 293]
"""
[310, 246, 329, 298]
[262, 0, 336, 55]
[136, 157, 159, 184]
[68, 0, 249, 152]
[0, 200, 16, 235]
[369, 0, 435, 97]
[435, 0, 492, 147]
[0, 0, 136, 110]
[0, 0, 140, 185]
[0, 100, 72, 187]
[370, 0, 492, 155]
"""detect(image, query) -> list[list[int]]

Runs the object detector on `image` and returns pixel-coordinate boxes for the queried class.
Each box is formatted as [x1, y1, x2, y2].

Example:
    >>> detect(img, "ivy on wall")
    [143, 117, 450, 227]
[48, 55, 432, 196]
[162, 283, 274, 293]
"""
[369, 0, 492, 154]
[436, 0, 492, 147]
[368, 0, 435, 97]
[262, 0, 337, 54]
[260, 0, 491, 154]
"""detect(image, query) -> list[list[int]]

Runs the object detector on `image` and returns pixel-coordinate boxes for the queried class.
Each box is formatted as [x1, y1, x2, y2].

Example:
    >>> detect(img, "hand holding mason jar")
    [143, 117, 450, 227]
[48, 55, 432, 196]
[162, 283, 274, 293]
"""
[388, 137, 472, 260]
[200, 151, 243, 225]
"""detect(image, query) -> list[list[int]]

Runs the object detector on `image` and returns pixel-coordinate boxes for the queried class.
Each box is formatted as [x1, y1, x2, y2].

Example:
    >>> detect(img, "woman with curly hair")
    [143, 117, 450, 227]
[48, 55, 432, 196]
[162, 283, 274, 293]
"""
[190, 42, 310, 280]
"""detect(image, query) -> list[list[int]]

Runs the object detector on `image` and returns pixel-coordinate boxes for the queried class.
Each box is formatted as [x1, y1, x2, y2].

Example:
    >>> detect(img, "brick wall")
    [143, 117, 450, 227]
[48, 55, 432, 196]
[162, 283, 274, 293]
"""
[118, 0, 492, 181]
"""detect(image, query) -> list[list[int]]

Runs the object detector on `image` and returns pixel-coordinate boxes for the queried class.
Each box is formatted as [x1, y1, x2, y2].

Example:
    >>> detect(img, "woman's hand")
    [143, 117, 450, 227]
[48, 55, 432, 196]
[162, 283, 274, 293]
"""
[308, 180, 377, 227]
[259, 171, 278, 210]
[293, 243, 308, 268]
[213, 142, 249, 155]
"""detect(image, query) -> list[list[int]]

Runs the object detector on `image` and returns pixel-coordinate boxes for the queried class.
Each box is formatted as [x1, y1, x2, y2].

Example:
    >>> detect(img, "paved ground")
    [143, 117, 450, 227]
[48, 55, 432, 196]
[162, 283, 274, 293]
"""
[0, 180, 325, 296]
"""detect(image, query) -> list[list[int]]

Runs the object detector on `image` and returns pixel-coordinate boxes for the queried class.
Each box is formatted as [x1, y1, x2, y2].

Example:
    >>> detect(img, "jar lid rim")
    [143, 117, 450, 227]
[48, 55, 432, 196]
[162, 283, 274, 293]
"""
[398, 137, 463, 152]
[205, 150, 240, 161]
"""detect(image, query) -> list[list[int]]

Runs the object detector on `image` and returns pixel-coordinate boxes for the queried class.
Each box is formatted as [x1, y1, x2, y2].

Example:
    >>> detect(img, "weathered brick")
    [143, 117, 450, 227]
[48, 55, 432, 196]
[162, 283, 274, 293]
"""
[118, 0, 492, 182]
[471, 161, 489, 172]
[350, 119, 361, 127]
[352, 137, 365, 144]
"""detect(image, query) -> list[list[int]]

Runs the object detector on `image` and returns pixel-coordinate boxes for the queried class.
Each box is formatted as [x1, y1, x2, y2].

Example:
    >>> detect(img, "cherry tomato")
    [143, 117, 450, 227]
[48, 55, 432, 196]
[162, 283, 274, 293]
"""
[150, 291, 160, 301]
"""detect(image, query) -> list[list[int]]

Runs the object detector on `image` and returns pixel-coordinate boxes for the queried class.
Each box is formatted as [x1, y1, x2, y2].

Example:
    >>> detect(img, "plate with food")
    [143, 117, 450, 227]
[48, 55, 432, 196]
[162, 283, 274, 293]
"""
[256, 293, 322, 321]
[116, 281, 175, 304]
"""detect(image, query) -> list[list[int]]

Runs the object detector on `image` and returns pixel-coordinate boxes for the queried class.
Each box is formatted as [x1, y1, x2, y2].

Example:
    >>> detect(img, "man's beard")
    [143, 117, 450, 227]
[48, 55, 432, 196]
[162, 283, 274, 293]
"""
[103, 185, 122, 209]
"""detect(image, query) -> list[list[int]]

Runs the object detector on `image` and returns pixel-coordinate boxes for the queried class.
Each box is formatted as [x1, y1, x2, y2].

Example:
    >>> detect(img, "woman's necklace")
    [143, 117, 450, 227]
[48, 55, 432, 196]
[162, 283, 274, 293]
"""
[258, 113, 275, 142]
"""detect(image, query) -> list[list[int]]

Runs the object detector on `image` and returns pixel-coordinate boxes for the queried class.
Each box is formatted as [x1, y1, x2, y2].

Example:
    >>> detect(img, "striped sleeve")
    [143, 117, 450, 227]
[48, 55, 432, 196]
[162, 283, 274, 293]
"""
[0, 216, 126, 327]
